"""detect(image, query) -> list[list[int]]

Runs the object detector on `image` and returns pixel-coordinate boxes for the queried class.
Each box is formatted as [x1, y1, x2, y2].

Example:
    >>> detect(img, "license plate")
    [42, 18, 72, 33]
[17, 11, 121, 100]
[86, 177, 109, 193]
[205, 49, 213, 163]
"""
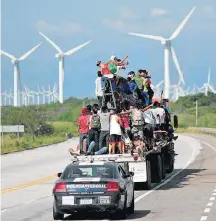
[80, 198, 92, 205]
[99, 196, 110, 204]
[62, 196, 74, 205]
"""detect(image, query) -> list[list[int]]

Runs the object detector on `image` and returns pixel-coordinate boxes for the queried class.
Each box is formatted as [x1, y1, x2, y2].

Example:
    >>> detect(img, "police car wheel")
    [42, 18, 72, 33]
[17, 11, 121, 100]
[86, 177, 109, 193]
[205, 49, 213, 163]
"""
[118, 194, 128, 219]
[128, 193, 135, 214]
[53, 207, 64, 220]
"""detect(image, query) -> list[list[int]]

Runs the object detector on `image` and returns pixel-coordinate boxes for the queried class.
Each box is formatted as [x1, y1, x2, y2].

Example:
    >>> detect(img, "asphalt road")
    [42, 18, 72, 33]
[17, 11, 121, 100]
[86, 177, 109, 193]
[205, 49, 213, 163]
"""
[1, 134, 216, 221]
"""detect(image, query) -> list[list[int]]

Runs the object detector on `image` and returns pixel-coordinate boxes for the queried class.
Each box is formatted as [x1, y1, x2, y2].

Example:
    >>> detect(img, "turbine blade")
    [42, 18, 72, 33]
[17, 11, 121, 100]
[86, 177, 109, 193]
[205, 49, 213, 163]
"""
[39, 32, 63, 53]
[169, 6, 196, 40]
[208, 84, 215, 93]
[0, 50, 16, 60]
[64, 40, 92, 56]
[19, 42, 43, 61]
[128, 33, 164, 41]
[156, 80, 164, 87]
[170, 46, 185, 85]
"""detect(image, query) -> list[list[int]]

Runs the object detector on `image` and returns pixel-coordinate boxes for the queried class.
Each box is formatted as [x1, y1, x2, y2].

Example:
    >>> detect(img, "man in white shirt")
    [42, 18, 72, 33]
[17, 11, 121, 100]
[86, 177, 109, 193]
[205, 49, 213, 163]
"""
[95, 71, 103, 107]
[151, 102, 165, 130]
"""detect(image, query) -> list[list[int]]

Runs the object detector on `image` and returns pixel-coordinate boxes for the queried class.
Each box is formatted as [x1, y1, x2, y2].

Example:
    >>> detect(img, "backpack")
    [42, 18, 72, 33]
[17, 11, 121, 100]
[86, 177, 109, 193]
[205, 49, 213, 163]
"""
[90, 115, 101, 129]
[131, 109, 143, 126]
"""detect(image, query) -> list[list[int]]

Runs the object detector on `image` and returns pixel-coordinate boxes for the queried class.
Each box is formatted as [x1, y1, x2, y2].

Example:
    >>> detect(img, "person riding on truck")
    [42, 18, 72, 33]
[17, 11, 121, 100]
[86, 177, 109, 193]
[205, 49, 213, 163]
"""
[77, 108, 89, 154]
[88, 108, 101, 152]
[109, 108, 124, 154]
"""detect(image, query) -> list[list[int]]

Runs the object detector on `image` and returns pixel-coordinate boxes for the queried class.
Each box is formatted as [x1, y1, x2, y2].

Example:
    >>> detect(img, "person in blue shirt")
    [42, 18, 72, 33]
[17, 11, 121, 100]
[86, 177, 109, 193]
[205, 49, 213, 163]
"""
[127, 77, 138, 93]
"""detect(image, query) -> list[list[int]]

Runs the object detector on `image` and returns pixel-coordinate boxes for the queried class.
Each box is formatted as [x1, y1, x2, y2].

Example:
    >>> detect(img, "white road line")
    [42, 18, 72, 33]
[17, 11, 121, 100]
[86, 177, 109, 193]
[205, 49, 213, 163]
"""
[200, 216, 208, 221]
[209, 197, 215, 201]
[1, 209, 8, 213]
[212, 193, 216, 196]
[213, 189, 216, 192]
[207, 202, 213, 207]
[199, 140, 216, 152]
[135, 142, 197, 203]
[204, 208, 211, 213]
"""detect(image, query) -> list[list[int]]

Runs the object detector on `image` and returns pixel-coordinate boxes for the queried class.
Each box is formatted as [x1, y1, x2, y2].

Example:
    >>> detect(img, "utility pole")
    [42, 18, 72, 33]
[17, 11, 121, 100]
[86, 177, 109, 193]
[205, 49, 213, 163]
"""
[195, 100, 198, 127]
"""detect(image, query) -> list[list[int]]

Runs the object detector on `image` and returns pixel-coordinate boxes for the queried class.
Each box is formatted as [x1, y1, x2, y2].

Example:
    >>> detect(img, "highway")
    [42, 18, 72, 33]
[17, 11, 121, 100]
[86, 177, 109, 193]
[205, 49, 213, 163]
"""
[1, 134, 216, 221]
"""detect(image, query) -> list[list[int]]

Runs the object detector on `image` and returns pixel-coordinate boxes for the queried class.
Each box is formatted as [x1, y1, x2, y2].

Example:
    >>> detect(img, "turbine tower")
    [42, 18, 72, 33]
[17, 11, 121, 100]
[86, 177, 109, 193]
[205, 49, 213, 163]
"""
[128, 6, 196, 99]
[39, 32, 92, 104]
[0, 42, 42, 106]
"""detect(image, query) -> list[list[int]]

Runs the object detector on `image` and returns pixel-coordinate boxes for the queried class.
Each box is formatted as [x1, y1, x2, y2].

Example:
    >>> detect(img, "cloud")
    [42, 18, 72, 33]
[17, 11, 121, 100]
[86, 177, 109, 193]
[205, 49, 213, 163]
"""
[102, 18, 126, 31]
[36, 20, 85, 36]
[150, 8, 168, 17]
[119, 8, 142, 20]
[200, 5, 216, 19]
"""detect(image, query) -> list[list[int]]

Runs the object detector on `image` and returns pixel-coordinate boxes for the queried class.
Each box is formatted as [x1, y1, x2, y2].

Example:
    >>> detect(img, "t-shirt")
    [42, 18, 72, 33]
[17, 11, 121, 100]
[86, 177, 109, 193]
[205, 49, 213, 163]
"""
[142, 77, 148, 92]
[95, 77, 103, 97]
[134, 76, 143, 90]
[99, 112, 111, 131]
[78, 115, 89, 134]
[151, 108, 165, 124]
[121, 114, 130, 129]
[142, 109, 156, 125]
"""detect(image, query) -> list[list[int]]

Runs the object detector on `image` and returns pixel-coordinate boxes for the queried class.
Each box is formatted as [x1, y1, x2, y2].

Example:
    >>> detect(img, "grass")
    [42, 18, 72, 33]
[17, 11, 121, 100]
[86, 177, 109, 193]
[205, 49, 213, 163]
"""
[1, 121, 78, 154]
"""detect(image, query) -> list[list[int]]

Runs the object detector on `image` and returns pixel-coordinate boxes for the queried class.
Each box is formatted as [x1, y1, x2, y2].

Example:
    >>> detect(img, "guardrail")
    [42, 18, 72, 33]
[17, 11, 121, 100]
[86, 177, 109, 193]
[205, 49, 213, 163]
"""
[188, 127, 216, 134]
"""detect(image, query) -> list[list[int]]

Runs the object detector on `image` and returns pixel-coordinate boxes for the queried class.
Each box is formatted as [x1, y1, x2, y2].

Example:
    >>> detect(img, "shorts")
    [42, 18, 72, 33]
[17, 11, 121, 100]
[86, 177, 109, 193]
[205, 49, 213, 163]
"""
[131, 126, 144, 139]
[109, 134, 122, 144]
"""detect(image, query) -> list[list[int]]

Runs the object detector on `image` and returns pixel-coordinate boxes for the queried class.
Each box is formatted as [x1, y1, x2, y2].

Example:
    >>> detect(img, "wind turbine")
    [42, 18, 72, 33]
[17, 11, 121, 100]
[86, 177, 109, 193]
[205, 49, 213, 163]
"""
[199, 68, 215, 96]
[151, 80, 164, 98]
[128, 6, 196, 99]
[39, 32, 92, 104]
[0, 42, 43, 106]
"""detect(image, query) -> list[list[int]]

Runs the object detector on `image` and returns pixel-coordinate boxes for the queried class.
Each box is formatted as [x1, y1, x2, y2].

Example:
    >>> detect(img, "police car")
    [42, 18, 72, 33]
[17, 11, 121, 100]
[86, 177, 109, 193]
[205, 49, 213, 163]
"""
[53, 157, 135, 220]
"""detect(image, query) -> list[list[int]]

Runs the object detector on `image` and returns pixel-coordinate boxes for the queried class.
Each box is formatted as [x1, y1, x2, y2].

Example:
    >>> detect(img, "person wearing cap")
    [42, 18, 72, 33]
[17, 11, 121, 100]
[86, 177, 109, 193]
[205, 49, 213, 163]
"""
[77, 108, 90, 154]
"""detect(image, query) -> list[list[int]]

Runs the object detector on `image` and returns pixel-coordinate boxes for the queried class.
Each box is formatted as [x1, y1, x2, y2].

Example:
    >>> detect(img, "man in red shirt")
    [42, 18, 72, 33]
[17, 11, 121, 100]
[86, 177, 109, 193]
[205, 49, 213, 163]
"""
[77, 108, 89, 154]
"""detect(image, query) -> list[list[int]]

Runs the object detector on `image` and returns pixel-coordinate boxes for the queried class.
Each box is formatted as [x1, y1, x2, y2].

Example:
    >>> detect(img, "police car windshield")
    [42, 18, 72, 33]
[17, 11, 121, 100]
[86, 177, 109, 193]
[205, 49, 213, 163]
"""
[63, 164, 115, 179]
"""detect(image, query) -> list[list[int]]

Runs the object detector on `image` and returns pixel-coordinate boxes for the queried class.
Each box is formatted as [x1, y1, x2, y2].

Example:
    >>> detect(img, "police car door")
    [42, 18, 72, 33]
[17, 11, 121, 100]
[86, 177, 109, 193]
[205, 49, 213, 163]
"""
[118, 166, 133, 206]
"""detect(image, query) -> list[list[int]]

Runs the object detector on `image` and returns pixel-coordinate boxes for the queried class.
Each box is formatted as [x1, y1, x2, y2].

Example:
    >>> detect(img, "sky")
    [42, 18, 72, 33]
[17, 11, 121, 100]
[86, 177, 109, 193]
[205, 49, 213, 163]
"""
[1, 0, 216, 99]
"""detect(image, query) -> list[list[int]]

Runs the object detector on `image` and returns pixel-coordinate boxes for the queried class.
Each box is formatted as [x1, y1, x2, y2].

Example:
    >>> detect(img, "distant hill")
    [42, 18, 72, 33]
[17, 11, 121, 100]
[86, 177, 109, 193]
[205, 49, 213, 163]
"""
[170, 92, 216, 128]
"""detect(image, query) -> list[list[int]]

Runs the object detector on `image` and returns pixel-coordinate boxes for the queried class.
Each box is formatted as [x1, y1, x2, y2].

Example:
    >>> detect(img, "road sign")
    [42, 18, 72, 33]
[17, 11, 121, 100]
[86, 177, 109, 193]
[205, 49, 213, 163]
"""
[0, 125, 24, 133]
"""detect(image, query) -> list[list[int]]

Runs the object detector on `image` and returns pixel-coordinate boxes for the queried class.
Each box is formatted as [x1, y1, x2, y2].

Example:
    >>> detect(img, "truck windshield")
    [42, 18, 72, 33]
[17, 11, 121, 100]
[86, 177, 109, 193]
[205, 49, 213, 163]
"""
[63, 164, 115, 179]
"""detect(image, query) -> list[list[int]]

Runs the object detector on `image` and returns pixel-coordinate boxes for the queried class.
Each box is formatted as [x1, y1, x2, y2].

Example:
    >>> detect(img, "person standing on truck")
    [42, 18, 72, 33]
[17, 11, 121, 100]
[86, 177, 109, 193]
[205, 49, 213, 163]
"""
[95, 71, 103, 107]
[98, 105, 111, 149]
[130, 101, 144, 140]
[77, 108, 89, 154]
[88, 108, 101, 152]
[142, 104, 156, 149]
[109, 108, 123, 154]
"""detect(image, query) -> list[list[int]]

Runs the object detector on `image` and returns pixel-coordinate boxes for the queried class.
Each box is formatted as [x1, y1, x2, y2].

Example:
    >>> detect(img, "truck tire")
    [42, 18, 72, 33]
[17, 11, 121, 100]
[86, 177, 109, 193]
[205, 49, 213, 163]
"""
[166, 143, 175, 173]
[151, 154, 162, 183]
[161, 154, 166, 179]
[143, 159, 152, 190]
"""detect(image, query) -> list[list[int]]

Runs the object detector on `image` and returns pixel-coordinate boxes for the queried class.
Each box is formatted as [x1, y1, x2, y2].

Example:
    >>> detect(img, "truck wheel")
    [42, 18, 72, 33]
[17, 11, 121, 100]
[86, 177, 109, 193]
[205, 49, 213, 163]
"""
[53, 207, 64, 220]
[151, 154, 162, 183]
[161, 154, 166, 179]
[166, 143, 175, 173]
[143, 159, 152, 190]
